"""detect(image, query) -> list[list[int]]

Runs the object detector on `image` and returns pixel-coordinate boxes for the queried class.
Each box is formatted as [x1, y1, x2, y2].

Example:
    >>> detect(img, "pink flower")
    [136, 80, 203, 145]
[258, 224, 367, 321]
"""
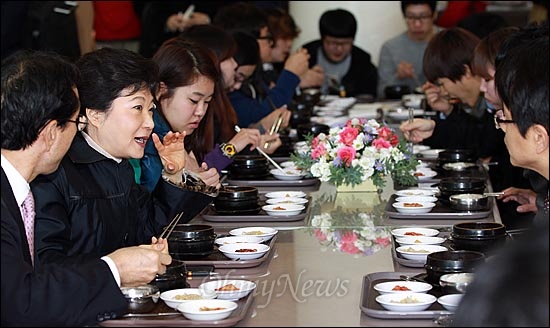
[311, 142, 327, 160]
[339, 127, 359, 146]
[378, 126, 393, 140]
[337, 146, 356, 166]
[372, 138, 392, 149]
[376, 237, 391, 247]
[311, 136, 320, 148]
[339, 231, 360, 254]
[340, 243, 360, 254]
[314, 229, 327, 242]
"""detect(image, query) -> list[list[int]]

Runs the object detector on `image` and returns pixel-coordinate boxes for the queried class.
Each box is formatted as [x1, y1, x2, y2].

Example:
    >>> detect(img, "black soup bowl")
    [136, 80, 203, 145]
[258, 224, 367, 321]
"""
[168, 224, 216, 260]
[149, 259, 189, 292]
[424, 250, 485, 285]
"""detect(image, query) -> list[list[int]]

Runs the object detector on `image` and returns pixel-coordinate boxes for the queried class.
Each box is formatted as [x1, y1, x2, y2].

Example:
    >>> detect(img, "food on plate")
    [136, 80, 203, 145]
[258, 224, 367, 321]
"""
[243, 230, 264, 235]
[402, 247, 430, 253]
[235, 248, 257, 253]
[404, 202, 423, 207]
[216, 284, 240, 291]
[404, 231, 424, 236]
[414, 172, 425, 177]
[200, 306, 226, 311]
[273, 206, 286, 210]
[391, 295, 421, 304]
[174, 293, 203, 300]
[391, 285, 411, 291]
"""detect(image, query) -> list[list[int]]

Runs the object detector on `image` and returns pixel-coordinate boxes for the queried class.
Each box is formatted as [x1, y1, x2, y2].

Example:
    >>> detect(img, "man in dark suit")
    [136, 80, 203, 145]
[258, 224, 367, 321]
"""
[1, 50, 172, 326]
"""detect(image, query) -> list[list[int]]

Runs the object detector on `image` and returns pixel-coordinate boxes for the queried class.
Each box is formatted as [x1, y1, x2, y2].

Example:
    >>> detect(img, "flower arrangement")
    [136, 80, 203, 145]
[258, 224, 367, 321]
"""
[311, 211, 391, 256]
[291, 118, 418, 189]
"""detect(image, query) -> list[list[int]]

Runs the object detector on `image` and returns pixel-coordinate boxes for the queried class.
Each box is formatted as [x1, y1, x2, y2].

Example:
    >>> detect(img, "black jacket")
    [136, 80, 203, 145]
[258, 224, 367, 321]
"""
[1, 169, 127, 326]
[31, 133, 213, 267]
[302, 39, 378, 98]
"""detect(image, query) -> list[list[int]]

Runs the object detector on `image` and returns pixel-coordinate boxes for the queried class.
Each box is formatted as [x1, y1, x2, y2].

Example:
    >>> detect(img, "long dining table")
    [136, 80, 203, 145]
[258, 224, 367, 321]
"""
[183, 176, 502, 327]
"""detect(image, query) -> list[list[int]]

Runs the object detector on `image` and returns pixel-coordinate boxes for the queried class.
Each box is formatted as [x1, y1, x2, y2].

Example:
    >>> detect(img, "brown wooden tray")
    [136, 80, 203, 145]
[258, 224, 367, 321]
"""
[174, 234, 277, 270]
[100, 288, 254, 327]
[384, 194, 491, 219]
[202, 196, 312, 222]
[360, 271, 452, 319]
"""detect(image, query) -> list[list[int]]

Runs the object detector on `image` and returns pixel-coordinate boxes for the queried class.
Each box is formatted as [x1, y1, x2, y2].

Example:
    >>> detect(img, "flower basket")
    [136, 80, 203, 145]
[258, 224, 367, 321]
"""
[291, 118, 418, 190]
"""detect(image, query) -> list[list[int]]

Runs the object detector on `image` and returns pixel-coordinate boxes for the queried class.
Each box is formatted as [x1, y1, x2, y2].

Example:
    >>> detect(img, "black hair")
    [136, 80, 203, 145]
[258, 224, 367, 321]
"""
[423, 27, 480, 83]
[400, 1, 437, 16]
[232, 31, 261, 67]
[76, 47, 159, 117]
[495, 22, 549, 137]
[1, 50, 80, 150]
[319, 9, 357, 39]
[213, 2, 268, 39]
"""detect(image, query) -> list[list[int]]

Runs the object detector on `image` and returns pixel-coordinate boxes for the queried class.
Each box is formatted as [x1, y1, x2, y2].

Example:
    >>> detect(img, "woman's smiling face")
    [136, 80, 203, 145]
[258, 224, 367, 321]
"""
[87, 87, 156, 159]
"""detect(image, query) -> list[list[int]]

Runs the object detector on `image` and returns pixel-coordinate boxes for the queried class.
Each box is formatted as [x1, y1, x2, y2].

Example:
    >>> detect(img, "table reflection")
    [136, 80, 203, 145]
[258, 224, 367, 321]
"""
[307, 187, 391, 257]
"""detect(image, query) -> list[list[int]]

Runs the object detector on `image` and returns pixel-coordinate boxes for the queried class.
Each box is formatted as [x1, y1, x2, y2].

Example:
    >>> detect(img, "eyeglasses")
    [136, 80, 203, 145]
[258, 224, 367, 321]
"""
[493, 111, 515, 130]
[323, 39, 353, 48]
[404, 14, 432, 22]
[66, 115, 88, 132]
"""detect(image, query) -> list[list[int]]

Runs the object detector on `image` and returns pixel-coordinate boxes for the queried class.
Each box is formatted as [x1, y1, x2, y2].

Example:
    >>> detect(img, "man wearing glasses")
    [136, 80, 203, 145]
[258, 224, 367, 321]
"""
[302, 8, 378, 97]
[377, 1, 439, 98]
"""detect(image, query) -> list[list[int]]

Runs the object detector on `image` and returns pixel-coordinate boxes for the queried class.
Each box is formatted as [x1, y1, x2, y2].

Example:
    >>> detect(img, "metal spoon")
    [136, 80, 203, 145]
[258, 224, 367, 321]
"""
[400, 274, 426, 283]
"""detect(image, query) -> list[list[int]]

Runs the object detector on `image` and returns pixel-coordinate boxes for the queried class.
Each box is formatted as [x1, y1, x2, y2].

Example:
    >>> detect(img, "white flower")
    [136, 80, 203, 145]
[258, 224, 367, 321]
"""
[310, 161, 331, 181]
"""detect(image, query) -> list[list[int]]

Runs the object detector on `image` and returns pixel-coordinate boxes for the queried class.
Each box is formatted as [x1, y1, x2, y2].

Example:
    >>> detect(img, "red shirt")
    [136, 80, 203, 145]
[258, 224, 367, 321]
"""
[93, 1, 141, 41]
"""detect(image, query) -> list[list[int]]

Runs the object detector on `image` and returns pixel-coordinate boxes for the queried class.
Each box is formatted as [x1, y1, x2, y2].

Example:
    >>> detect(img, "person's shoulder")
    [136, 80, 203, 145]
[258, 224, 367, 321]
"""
[351, 45, 372, 59]
[382, 31, 409, 46]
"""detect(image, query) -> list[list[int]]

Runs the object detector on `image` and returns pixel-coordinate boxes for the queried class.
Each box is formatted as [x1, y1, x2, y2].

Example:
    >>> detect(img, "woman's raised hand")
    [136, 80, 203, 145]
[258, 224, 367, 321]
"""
[153, 131, 186, 175]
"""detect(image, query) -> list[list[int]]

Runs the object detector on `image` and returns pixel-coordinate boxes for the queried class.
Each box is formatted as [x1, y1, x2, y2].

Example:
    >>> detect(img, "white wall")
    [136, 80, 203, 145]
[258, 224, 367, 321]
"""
[289, 1, 407, 65]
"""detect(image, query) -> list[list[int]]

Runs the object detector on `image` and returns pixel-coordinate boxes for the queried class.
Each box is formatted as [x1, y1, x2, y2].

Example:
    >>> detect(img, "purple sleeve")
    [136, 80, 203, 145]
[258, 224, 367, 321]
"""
[203, 144, 233, 172]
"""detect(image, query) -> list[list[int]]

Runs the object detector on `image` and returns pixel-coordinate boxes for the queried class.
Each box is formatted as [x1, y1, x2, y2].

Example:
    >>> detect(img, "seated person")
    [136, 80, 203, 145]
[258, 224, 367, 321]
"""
[31, 48, 193, 267]
[138, 39, 222, 216]
[214, 2, 309, 127]
[377, 1, 439, 98]
[263, 7, 324, 90]
[177, 25, 286, 169]
[419, 27, 499, 160]
[453, 26, 548, 326]
[1, 50, 171, 326]
[302, 8, 378, 97]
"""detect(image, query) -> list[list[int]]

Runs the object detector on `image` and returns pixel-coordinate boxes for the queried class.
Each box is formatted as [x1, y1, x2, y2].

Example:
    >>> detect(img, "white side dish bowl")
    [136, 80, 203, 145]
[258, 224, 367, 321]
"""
[214, 235, 264, 246]
[265, 191, 307, 199]
[262, 204, 305, 216]
[177, 299, 238, 321]
[373, 281, 433, 295]
[395, 235, 446, 246]
[437, 294, 464, 312]
[199, 280, 256, 300]
[218, 242, 270, 260]
[396, 244, 448, 262]
[376, 293, 437, 312]
[229, 227, 278, 241]
[391, 227, 440, 238]
[392, 201, 436, 214]
[265, 197, 309, 205]
[160, 288, 217, 310]
[270, 168, 304, 181]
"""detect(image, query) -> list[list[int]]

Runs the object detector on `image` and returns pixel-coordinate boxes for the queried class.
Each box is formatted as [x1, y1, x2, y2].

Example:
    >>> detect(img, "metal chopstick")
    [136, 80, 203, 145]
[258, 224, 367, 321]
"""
[159, 212, 184, 240]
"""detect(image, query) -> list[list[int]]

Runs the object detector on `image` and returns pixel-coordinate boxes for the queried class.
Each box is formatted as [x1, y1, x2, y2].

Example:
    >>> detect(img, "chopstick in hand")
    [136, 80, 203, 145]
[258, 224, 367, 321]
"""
[264, 114, 284, 149]
[234, 125, 288, 175]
